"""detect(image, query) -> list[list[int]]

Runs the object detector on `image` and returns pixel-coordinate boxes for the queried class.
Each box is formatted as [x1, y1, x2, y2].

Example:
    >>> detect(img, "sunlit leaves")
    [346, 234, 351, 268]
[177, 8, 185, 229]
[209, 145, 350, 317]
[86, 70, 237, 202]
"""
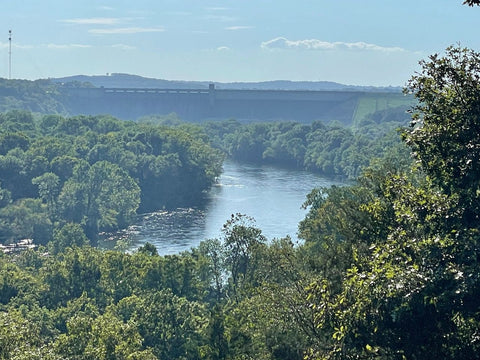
[404, 46, 480, 205]
[303, 46, 480, 359]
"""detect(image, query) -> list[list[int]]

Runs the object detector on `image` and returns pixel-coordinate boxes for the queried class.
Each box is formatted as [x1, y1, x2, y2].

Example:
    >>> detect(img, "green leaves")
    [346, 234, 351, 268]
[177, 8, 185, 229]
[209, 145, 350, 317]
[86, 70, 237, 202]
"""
[203, 116, 411, 179]
[222, 214, 267, 299]
[301, 46, 480, 360]
[0, 111, 224, 245]
[57, 160, 140, 238]
[405, 46, 480, 203]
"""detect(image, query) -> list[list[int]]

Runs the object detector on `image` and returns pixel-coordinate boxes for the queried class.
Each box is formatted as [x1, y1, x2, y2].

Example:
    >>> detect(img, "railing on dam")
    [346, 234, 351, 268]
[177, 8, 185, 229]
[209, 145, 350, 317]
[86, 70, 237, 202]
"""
[98, 85, 366, 102]
[103, 88, 210, 95]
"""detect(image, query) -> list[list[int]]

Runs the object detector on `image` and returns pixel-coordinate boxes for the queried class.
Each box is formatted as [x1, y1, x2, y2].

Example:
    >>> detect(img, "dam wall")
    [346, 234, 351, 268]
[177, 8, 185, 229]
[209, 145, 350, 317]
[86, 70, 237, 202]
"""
[64, 85, 391, 124]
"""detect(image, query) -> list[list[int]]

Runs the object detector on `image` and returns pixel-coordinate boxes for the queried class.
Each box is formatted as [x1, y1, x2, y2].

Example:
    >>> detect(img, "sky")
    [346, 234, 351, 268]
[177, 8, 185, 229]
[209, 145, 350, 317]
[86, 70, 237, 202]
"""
[1, 1, 479, 86]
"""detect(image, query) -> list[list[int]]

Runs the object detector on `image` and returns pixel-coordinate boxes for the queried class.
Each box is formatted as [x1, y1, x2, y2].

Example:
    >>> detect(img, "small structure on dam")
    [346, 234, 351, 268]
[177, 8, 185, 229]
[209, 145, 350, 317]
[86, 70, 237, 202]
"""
[64, 84, 406, 125]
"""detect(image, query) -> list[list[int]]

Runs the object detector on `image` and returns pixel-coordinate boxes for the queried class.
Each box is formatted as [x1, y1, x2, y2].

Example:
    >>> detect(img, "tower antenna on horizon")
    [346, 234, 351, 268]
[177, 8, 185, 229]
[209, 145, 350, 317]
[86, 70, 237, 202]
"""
[8, 30, 12, 80]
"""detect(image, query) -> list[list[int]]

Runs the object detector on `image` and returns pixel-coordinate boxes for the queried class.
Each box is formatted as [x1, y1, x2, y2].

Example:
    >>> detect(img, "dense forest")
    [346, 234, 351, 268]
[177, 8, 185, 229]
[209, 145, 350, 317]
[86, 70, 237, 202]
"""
[201, 105, 410, 179]
[1, 27, 480, 360]
[0, 112, 223, 244]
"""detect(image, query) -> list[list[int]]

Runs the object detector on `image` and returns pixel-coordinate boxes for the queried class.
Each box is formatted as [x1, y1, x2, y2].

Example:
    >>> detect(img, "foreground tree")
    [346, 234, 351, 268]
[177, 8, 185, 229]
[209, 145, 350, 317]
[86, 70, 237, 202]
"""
[404, 46, 480, 221]
[305, 46, 480, 359]
[221, 214, 266, 300]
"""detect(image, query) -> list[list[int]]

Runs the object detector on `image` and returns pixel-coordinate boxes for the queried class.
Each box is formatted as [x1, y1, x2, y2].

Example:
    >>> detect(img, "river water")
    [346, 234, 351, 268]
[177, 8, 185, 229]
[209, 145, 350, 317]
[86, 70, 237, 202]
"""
[102, 161, 341, 255]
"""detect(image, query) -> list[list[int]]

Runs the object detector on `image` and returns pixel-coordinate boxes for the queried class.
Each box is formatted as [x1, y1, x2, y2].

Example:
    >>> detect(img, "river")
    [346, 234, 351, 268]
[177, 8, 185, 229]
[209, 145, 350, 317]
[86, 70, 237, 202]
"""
[100, 161, 341, 255]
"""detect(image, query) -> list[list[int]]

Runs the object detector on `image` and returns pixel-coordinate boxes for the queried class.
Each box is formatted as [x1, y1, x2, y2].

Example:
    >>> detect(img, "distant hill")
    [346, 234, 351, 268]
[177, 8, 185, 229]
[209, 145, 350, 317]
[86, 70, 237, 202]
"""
[52, 74, 206, 90]
[51, 73, 402, 92]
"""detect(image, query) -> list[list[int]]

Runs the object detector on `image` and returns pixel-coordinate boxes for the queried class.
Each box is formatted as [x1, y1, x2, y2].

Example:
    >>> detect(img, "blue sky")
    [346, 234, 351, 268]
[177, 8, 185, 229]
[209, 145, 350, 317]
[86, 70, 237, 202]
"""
[1, 1, 479, 86]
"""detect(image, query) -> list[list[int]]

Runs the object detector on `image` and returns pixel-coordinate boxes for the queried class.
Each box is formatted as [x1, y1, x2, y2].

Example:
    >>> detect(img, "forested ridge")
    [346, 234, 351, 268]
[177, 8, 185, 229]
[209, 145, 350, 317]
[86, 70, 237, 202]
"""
[0, 79, 69, 115]
[200, 103, 410, 179]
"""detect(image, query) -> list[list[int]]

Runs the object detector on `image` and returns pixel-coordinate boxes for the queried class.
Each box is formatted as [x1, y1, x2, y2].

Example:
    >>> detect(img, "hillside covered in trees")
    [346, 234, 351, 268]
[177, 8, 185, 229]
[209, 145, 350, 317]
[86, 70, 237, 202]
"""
[0, 112, 223, 244]
[199, 103, 410, 179]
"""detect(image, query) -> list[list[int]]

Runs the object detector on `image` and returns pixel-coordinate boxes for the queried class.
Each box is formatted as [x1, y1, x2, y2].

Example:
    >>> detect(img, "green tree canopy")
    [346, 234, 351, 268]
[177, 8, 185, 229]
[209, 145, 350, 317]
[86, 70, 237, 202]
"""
[303, 45, 480, 360]
[404, 46, 480, 222]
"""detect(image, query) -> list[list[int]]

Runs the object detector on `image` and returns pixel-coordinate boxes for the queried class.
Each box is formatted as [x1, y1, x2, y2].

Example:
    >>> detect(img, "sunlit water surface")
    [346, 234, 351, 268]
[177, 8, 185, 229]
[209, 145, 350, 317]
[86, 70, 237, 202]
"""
[100, 161, 342, 255]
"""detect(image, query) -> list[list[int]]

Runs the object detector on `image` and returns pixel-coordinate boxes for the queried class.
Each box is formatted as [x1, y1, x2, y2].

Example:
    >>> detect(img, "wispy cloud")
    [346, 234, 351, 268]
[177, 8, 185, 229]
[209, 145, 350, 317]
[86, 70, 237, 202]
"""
[204, 14, 237, 22]
[8, 42, 135, 51]
[89, 27, 165, 34]
[225, 26, 254, 31]
[111, 44, 136, 50]
[60, 17, 122, 25]
[206, 7, 229, 11]
[46, 43, 92, 49]
[98, 6, 114, 11]
[261, 37, 406, 52]
[217, 46, 230, 51]
[167, 11, 192, 16]
[0, 42, 34, 50]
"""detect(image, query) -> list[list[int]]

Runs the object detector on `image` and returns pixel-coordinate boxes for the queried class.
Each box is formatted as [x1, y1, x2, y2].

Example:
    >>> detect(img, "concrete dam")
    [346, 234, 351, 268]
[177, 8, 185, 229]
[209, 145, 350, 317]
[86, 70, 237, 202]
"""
[64, 84, 404, 124]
